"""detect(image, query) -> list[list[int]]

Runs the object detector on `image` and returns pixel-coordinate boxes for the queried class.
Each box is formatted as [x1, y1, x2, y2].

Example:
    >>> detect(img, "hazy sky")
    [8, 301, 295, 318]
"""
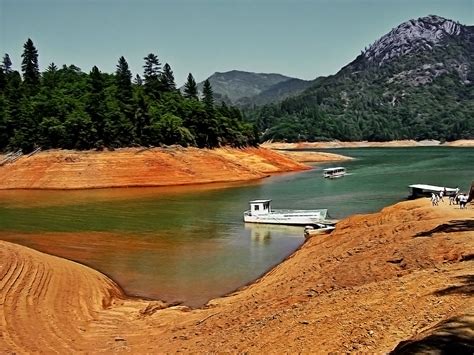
[1, 0, 472, 85]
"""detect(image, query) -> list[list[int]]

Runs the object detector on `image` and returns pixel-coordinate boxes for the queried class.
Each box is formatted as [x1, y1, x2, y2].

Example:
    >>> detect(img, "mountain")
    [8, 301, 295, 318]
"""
[192, 70, 314, 106]
[351, 15, 472, 82]
[236, 78, 315, 106]
[252, 15, 474, 142]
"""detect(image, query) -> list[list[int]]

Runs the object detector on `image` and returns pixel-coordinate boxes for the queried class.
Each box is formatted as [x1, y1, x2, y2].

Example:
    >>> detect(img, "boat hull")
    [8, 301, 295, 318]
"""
[324, 173, 346, 179]
[244, 214, 326, 226]
[304, 225, 335, 237]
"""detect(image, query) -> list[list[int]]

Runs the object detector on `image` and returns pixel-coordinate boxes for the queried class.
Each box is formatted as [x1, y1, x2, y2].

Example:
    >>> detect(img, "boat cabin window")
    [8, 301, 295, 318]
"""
[254, 205, 259, 211]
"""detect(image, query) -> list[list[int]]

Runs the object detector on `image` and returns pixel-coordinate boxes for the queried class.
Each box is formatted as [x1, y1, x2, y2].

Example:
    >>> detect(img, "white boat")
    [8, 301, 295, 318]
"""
[323, 167, 346, 179]
[243, 199, 329, 226]
[304, 224, 336, 237]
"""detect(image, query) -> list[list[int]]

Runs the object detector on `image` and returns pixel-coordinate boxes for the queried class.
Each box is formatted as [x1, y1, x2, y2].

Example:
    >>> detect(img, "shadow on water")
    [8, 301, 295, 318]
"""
[390, 314, 474, 354]
[413, 219, 474, 237]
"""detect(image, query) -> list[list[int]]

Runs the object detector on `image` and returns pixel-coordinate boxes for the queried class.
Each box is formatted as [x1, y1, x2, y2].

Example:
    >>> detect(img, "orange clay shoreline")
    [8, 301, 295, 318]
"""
[0, 147, 349, 190]
[1, 198, 473, 352]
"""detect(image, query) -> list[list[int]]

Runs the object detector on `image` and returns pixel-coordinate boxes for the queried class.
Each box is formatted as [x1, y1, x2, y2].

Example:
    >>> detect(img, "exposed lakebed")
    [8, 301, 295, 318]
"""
[0, 147, 472, 306]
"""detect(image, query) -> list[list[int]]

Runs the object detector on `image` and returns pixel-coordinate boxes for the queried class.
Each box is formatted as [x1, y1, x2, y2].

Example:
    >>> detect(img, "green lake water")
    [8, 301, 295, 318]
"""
[0, 147, 472, 307]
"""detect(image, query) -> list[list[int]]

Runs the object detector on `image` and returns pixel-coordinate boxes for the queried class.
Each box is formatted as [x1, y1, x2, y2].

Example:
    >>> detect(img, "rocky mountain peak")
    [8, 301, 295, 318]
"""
[363, 15, 463, 65]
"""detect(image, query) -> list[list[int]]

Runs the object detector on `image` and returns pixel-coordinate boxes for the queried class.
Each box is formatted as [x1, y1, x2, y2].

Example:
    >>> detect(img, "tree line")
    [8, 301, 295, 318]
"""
[0, 39, 258, 152]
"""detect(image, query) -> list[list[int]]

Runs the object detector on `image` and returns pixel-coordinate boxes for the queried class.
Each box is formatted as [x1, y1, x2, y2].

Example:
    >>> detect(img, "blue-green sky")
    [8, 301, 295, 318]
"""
[1, 0, 472, 85]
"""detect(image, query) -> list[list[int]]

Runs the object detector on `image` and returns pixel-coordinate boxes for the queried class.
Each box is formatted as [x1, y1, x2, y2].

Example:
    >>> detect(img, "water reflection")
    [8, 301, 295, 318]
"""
[245, 223, 304, 245]
[0, 180, 264, 209]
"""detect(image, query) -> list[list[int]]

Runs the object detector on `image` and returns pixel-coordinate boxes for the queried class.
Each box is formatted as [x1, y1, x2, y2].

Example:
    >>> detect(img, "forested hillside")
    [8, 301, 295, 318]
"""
[250, 15, 474, 142]
[0, 40, 258, 153]
[193, 70, 314, 107]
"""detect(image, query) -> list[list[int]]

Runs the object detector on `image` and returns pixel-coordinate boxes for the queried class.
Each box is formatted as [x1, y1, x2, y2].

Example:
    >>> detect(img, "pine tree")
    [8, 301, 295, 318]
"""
[86, 66, 106, 146]
[115, 56, 133, 103]
[0, 66, 5, 91]
[183, 73, 198, 100]
[134, 91, 149, 144]
[3, 71, 23, 146]
[21, 38, 40, 90]
[47, 62, 58, 72]
[143, 53, 162, 98]
[0, 93, 8, 150]
[2, 54, 12, 74]
[114, 56, 135, 144]
[134, 74, 143, 86]
[160, 63, 176, 91]
[202, 79, 214, 110]
[89, 66, 104, 94]
[143, 53, 161, 79]
[43, 62, 58, 89]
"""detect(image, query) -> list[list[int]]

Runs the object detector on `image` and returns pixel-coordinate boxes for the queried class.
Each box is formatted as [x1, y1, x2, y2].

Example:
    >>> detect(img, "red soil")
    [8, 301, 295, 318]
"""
[0, 147, 309, 190]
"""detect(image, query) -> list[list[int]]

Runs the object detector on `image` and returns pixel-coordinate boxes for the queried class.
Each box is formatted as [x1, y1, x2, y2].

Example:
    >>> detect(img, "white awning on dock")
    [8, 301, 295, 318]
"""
[408, 184, 456, 193]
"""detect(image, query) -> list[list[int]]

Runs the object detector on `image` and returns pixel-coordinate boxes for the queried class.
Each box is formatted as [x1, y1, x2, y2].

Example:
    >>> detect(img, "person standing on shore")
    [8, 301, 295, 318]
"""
[431, 193, 438, 206]
[449, 194, 456, 205]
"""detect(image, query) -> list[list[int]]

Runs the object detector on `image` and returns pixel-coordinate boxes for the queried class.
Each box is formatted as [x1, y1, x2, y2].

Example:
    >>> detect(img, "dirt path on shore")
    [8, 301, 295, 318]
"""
[0, 147, 310, 190]
[1, 199, 473, 353]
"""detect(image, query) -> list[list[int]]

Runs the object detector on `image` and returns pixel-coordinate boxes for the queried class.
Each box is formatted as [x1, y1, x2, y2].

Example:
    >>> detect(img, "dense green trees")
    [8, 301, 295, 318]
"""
[0, 39, 257, 152]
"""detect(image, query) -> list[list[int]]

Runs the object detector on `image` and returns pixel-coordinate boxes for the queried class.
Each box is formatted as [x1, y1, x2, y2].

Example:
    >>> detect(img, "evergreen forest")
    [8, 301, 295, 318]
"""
[0, 39, 258, 153]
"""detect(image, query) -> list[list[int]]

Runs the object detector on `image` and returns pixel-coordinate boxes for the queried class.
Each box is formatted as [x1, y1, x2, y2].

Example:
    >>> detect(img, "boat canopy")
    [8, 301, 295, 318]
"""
[323, 167, 345, 172]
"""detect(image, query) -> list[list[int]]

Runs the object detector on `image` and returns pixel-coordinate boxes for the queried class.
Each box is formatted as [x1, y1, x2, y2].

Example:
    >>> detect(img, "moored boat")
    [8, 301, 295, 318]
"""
[304, 223, 336, 237]
[243, 199, 330, 226]
[323, 167, 346, 179]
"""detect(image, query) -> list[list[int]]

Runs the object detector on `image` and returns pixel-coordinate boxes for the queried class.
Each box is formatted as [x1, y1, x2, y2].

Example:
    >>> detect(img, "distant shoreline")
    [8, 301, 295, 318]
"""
[262, 139, 474, 150]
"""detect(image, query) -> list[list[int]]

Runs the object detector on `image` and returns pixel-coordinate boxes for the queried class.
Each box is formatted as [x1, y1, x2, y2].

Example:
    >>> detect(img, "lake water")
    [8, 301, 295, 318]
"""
[0, 147, 472, 307]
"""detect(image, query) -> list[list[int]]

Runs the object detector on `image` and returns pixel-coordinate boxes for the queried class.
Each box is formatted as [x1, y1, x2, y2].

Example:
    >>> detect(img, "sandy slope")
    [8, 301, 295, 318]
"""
[1, 199, 473, 353]
[0, 147, 310, 190]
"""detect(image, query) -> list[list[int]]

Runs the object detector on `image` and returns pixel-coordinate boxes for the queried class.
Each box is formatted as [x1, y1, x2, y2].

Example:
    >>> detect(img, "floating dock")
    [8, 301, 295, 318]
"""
[408, 184, 457, 198]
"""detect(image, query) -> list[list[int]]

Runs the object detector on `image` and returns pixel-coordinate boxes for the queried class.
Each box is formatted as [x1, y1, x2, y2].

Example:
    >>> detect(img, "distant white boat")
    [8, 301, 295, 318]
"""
[243, 199, 330, 226]
[408, 184, 457, 198]
[323, 167, 346, 179]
